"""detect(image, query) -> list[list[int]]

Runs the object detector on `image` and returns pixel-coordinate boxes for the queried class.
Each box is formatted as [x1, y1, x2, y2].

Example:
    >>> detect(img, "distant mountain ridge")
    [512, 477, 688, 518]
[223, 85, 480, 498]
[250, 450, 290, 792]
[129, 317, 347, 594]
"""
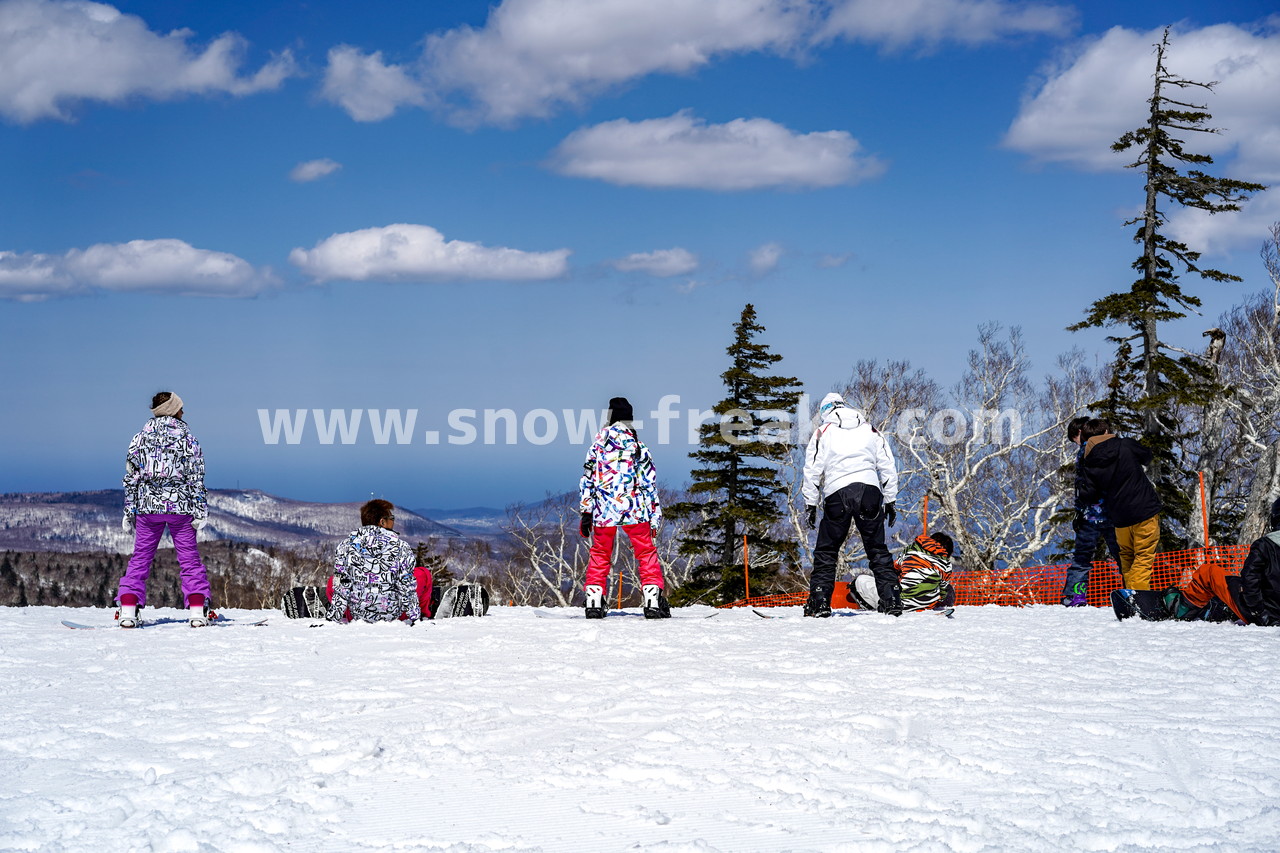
[0, 489, 468, 554]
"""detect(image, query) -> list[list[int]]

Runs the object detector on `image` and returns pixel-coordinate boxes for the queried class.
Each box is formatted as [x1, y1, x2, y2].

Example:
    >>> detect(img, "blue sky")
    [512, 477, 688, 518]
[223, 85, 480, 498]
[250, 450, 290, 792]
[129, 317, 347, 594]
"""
[2, 0, 1277, 509]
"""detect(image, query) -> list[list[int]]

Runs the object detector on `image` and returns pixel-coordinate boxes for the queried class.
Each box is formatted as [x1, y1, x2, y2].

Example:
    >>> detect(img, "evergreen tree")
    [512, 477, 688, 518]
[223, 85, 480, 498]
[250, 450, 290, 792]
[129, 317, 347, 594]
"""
[1070, 29, 1266, 542]
[669, 304, 802, 604]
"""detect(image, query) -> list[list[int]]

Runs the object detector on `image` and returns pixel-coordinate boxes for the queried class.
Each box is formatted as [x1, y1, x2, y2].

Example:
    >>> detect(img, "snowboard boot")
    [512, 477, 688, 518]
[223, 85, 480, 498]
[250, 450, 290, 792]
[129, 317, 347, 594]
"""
[188, 603, 210, 628]
[803, 589, 832, 618]
[851, 575, 879, 611]
[642, 585, 671, 619]
[1064, 593, 1087, 607]
[584, 585, 606, 619]
[117, 604, 140, 629]
[877, 581, 903, 616]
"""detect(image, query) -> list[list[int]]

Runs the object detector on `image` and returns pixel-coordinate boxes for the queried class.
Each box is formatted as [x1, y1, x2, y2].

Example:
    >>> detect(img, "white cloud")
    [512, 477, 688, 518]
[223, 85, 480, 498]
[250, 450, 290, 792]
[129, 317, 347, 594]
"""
[0, 0, 297, 123]
[612, 247, 698, 277]
[817, 252, 852, 268]
[749, 242, 784, 274]
[289, 158, 342, 183]
[419, 0, 809, 125]
[1004, 24, 1280, 252]
[548, 111, 885, 190]
[320, 45, 426, 122]
[0, 239, 278, 300]
[323, 0, 1068, 125]
[289, 224, 571, 282]
[819, 0, 1074, 50]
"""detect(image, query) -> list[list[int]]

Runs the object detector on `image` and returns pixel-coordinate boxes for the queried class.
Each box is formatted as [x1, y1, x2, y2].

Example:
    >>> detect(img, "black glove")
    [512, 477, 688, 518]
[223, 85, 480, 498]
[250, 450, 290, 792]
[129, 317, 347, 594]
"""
[579, 512, 593, 538]
[1071, 512, 1083, 533]
[884, 502, 897, 527]
[806, 506, 817, 530]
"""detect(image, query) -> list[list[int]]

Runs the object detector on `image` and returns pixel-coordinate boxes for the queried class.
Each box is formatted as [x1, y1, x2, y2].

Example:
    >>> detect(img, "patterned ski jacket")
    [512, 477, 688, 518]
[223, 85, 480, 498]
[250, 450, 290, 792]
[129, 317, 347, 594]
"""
[328, 525, 420, 624]
[896, 534, 953, 611]
[122, 416, 207, 518]
[579, 422, 661, 528]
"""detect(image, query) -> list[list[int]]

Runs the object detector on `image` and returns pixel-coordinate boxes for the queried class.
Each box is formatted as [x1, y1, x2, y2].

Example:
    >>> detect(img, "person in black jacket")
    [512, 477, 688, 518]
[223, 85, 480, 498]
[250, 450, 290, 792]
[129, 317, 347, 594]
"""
[1077, 419, 1162, 590]
[1153, 497, 1280, 625]
[1238, 496, 1280, 626]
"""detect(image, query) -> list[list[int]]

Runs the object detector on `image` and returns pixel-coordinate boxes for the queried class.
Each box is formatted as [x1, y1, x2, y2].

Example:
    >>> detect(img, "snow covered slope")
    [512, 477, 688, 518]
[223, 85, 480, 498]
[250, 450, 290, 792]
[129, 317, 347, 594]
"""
[2, 604, 1278, 851]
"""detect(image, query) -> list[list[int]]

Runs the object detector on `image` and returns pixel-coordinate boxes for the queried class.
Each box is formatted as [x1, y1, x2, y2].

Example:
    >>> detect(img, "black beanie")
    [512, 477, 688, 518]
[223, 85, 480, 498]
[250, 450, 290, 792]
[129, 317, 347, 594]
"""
[1270, 496, 1280, 532]
[608, 397, 633, 424]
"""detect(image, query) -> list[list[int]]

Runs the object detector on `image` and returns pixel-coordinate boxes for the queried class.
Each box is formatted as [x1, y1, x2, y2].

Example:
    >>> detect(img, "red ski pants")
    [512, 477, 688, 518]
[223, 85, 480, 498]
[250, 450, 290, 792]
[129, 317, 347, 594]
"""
[1182, 560, 1247, 623]
[585, 523, 664, 593]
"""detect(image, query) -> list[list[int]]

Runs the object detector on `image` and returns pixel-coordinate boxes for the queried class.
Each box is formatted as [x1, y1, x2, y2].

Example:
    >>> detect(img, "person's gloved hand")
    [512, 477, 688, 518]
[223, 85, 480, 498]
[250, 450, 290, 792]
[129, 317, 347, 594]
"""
[579, 512, 593, 538]
[121, 513, 134, 533]
[884, 502, 897, 527]
[650, 517, 662, 538]
[1071, 512, 1083, 533]
[193, 515, 207, 532]
[806, 506, 817, 530]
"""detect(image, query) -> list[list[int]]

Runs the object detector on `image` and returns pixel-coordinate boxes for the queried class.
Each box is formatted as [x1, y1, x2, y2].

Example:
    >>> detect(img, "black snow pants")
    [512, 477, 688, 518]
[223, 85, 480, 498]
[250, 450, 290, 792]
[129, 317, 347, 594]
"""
[811, 482, 899, 611]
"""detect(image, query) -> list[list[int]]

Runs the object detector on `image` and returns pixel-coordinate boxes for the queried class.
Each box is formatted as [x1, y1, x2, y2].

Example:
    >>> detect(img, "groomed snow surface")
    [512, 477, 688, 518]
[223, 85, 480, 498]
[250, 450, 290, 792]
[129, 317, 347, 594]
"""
[3, 604, 1279, 852]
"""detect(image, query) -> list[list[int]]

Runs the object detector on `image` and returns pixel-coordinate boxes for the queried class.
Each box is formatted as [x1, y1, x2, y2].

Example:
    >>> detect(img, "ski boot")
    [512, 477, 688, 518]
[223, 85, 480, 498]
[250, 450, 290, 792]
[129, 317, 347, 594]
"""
[642, 585, 671, 619]
[584, 585, 606, 619]
[117, 604, 140, 629]
[851, 574, 879, 611]
[188, 603, 210, 628]
[803, 588, 832, 618]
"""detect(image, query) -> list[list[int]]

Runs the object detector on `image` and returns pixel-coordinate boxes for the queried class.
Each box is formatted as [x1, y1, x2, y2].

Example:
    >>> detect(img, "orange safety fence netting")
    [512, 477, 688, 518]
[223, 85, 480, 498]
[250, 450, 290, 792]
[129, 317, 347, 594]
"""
[720, 545, 1252, 610]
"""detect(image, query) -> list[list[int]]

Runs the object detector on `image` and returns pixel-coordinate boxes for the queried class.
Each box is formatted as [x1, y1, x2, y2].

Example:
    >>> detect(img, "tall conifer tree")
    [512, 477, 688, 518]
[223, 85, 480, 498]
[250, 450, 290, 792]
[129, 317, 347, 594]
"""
[1070, 29, 1266, 540]
[669, 304, 802, 603]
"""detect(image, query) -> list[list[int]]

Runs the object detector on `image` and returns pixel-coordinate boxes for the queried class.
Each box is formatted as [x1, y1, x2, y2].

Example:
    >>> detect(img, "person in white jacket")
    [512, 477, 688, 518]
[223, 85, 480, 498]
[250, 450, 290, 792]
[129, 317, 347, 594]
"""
[801, 393, 900, 617]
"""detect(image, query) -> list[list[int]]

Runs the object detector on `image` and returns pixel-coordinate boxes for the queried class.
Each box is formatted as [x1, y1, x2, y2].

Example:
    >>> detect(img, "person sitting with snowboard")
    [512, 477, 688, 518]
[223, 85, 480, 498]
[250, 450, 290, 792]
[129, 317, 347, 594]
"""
[327, 499, 420, 624]
[116, 391, 213, 628]
[579, 397, 667, 619]
[802, 393, 899, 617]
[1126, 497, 1280, 625]
[852, 532, 955, 613]
[1077, 418, 1162, 591]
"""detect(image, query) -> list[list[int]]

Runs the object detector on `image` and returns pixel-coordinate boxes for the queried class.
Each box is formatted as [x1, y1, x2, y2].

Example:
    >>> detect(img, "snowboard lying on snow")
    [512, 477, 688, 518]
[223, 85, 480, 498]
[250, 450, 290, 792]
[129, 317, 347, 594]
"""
[62, 615, 268, 630]
[533, 609, 717, 620]
[752, 607, 955, 619]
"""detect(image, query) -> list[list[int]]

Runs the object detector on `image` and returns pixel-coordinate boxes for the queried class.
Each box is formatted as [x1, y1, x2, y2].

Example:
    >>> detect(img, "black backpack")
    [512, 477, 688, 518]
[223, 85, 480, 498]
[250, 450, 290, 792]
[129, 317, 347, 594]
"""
[280, 586, 330, 619]
[435, 583, 490, 618]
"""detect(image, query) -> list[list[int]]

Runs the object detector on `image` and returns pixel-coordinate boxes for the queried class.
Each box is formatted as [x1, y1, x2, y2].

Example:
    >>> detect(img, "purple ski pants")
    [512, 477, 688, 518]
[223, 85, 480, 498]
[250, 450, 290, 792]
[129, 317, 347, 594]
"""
[116, 513, 212, 608]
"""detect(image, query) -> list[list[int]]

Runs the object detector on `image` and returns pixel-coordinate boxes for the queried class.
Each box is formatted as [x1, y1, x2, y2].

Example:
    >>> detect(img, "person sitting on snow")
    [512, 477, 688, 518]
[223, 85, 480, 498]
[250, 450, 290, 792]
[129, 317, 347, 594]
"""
[1141, 497, 1280, 625]
[327, 499, 421, 624]
[852, 532, 955, 613]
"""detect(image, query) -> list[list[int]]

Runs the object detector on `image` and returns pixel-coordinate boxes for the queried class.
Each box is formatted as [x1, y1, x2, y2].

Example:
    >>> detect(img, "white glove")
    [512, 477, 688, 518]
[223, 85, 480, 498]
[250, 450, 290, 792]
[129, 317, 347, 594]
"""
[650, 518, 662, 538]
[192, 516, 207, 532]
[121, 514, 135, 533]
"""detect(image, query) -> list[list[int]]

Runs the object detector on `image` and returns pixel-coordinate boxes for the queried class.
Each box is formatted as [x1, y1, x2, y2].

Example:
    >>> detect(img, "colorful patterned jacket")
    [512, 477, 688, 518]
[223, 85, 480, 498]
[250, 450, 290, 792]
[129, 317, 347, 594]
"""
[579, 423, 661, 528]
[328, 525, 420, 624]
[897, 534, 953, 611]
[122, 416, 207, 518]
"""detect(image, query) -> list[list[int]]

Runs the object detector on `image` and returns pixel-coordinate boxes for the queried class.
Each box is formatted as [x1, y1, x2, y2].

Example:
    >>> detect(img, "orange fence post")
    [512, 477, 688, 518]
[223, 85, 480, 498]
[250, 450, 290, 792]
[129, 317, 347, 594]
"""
[743, 534, 750, 602]
[1198, 471, 1210, 548]
[922, 495, 929, 535]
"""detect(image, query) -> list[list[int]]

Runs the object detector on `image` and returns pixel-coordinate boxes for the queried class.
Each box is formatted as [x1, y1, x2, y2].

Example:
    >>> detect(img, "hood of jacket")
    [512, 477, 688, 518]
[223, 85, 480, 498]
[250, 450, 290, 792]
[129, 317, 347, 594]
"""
[914, 534, 951, 561]
[818, 393, 867, 430]
[348, 524, 403, 554]
[1083, 433, 1115, 460]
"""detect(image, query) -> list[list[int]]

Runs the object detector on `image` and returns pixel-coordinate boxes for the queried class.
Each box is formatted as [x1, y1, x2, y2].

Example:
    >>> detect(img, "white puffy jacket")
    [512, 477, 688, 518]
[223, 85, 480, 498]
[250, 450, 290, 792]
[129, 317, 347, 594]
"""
[801, 404, 898, 506]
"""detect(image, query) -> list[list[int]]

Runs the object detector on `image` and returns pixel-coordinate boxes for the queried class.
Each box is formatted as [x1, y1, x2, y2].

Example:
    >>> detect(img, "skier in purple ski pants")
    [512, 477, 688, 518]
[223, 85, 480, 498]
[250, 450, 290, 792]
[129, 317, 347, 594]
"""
[116, 391, 212, 626]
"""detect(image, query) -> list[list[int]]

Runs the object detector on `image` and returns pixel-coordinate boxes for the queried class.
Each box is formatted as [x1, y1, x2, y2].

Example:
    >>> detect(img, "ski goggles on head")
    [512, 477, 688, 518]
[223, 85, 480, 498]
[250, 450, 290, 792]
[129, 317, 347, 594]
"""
[819, 400, 845, 416]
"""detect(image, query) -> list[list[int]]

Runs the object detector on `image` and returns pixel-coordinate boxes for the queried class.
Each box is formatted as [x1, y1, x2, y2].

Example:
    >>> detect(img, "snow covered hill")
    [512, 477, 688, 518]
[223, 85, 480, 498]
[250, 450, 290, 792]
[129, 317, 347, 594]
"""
[3, 603, 1278, 851]
[0, 489, 463, 554]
